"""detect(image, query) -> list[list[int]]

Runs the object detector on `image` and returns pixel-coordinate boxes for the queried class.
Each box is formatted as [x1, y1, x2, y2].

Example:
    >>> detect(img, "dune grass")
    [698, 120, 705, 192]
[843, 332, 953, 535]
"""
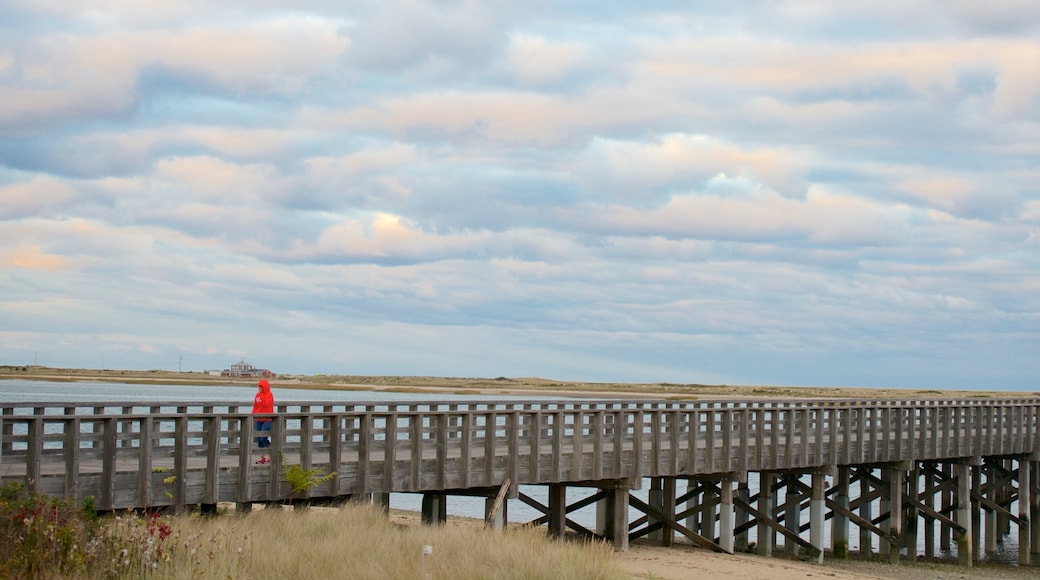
[145, 505, 626, 579]
[1, 481, 625, 579]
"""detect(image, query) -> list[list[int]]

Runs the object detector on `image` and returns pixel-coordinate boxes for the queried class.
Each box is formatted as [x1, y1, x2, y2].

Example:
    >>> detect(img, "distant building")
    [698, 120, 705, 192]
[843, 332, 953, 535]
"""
[221, 360, 276, 378]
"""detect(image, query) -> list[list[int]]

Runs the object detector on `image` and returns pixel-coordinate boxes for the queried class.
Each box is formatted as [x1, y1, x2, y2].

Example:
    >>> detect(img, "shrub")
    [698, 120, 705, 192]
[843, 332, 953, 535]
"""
[0, 482, 177, 579]
[0, 481, 97, 578]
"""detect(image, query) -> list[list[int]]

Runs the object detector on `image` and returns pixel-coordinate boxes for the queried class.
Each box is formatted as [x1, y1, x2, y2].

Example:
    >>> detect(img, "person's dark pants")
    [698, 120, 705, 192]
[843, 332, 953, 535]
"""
[255, 420, 272, 448]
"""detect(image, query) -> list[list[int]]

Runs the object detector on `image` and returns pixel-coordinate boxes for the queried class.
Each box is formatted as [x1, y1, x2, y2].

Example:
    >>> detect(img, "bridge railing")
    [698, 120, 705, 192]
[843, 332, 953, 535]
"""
[1, 398, 1037, 510]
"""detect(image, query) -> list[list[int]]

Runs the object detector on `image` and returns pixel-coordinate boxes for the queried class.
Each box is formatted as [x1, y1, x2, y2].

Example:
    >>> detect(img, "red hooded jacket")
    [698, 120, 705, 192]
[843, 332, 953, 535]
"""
[252, 379, 274, 422]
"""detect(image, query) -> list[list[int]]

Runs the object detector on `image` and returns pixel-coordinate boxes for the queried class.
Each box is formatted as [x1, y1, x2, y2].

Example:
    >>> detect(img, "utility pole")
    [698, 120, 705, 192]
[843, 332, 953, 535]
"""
[179, 355, 183, 373]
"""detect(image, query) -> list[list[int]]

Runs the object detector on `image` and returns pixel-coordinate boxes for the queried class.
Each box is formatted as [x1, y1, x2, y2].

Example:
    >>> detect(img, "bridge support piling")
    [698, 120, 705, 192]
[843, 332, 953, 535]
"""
[734, 480, 750, 552]
[610, 485, 630, 551]
[887, 466, 903, 564]
[684, 482, 700, 545]
[421, 493, 447, 526]
[757, 471, 775, 557]
[661, 478, 676, 547]
[784, 474, 799, 555]
[971, 464, 982, 561]
[832, 466, 850, 559]
[809, 471, 825, 564]
[648, 478, 663, 541]
[1032, 460, 1040, 558]
[879, 468, 892, 560]
[984, 460, 998, 556]
[701, 481, 718, 545]
[372, 492, 390, 514]
[1019, 458, 1031, 565]
[904, 465, 919, 559]
[596, 494, 609, 536]
[548, 483, 566, 538]
[859, 467, 873, 556]
[940, 462, 952, 552]
[719, 476, 735, 554]
[923, 462, 935, 560]
[955, 463, 973, 567]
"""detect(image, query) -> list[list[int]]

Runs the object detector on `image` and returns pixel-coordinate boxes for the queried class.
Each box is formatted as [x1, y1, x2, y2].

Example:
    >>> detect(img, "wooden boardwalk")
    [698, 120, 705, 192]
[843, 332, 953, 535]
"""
[2, 397, 1039, 566]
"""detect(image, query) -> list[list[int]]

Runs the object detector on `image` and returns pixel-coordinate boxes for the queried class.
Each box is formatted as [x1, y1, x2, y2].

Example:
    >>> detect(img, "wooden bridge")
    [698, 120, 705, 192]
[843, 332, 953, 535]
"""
[2, 397, 1039, 567]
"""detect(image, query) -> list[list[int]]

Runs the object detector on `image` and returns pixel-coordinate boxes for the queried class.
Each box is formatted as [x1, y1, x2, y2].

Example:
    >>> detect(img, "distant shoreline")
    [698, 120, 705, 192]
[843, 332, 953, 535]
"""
[2, 365, 1034, 400]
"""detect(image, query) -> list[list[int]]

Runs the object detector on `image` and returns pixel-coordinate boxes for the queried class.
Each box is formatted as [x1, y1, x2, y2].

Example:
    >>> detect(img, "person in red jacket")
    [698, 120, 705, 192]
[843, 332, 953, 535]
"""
[252, 379, 275, 464]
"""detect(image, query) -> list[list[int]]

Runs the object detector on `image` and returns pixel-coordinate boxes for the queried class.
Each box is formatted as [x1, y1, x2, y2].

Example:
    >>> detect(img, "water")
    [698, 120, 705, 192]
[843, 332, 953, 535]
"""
[0, 379, 547, 405]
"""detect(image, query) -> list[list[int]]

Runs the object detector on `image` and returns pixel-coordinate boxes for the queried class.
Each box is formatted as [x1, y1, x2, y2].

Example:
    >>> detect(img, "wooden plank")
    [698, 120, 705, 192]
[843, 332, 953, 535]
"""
[507, 411, 519, 486]
[572, 411, 584, 480]
[100, 417, 117, 510]
[173, 416, 188, 510]
[460, 413, 472, 488]
[357, 414, 370, 494]
[26, 416, 42, 492]
[237, 416, 251, 502]
[689, 410, 699, 474]
[204, 415, 221, 504]
[409, 414, 422, 491]
[550, 411, 563, 482]
[525, 412, 538, 482]
[329, 414, 342, 496]
[485, 478, 511, 528]
[65, 417, 81, 501]
[435, 413, 447, 490]
[482, 412, 494, 487]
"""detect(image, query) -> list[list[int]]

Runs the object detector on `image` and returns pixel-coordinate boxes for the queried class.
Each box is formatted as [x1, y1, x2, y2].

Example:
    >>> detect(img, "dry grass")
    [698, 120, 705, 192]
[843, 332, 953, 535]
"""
[149, 505, 624, 580]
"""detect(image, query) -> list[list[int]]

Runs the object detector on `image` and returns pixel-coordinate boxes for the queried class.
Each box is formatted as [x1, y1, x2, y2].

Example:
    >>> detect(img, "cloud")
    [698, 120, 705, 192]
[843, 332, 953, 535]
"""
[0, 175, 81, 219]
[0, 2, 1037, 389]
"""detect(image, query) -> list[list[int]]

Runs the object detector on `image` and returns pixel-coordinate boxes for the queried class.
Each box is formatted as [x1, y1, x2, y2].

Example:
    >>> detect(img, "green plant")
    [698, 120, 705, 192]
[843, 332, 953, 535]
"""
[0, 482, 105, 577]
[279, 452, 337, 505]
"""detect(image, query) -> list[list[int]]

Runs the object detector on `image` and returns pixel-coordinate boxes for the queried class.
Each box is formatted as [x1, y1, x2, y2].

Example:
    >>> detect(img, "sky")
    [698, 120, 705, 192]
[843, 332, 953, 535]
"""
[1, 2, 1038, 390]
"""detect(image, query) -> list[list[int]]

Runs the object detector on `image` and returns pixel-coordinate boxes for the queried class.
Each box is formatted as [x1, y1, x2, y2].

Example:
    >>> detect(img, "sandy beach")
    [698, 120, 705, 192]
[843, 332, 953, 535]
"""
[4, 367, 1038, 579]
[383, 510, 1036, 580]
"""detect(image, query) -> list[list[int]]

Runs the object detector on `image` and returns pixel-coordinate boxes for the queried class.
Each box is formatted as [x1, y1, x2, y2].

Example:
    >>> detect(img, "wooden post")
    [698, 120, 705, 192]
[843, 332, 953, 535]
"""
[879, 468, 891, 559]
[701, 482, 718, 543]
[888, 466, 903, 564]
[985, 460, 998, 556]
[685, 482, 700, 545]
[955, 463, 973, 567]
[784, 474, 799, 555]
[421, 493, 446, 526]
[1019, 459, 1031, 565]
[940, 462, 952, 551]
[612, 485, 630, 552]
[735, 480, 750, 552]
[971, 463, 981, 562]
[648, 478, 663, 541]
[809, 471, 826, 564]
[860, 467, 873, 556]
[204, 415, 221, 509]
[720, 476, 735, 554]
[1032, 460, 1040, 558]
[905, 464, 918, 561]
[662, 478, 676, 547]
[758, 471, 775, 557]
[924, 461, 935, 559]
[485, 479, 510, 531]
[64, 416, 81, 502]
[173, 416, 188, 514]
[548, 483, 566, 538]
[832, 466, 850, 558]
